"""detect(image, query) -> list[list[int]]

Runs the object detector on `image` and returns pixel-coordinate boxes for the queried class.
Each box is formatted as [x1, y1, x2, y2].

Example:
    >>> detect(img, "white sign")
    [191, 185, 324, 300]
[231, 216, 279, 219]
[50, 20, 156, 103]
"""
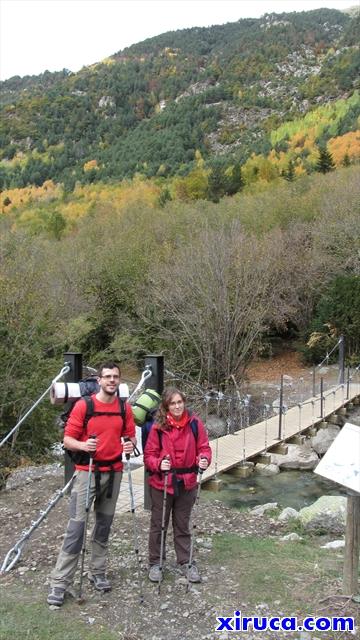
[315, 422, 360, 494]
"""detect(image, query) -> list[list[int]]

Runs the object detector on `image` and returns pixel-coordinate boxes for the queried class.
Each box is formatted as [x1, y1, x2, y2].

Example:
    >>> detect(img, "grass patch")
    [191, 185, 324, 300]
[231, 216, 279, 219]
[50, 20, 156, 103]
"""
[0, 585, 119, 640]
[210, 533, 342, 608]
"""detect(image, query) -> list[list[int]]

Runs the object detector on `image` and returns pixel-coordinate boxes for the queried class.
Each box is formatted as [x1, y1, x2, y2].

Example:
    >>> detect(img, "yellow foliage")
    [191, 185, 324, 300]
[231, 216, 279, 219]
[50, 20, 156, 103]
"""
[1, 181, 61, 214]
[173, 168, 208, 201]
[306, 331, 325, 348]
[100, 57, 116, 66]
[289, 127, 317, 152]
[61, 200, 91, 222]
[328, 130, 360, 165]
[242, 154, 279, 184]
[83, 159, 99, 172]
[294, 163, 306, 177]
[1, 176, 163, 225]
[195, 149, 205, 168]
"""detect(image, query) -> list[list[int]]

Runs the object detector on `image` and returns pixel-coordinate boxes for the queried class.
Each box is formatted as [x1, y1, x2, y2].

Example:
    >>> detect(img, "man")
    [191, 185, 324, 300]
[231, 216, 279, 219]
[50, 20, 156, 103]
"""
[47, 361, 135, 607]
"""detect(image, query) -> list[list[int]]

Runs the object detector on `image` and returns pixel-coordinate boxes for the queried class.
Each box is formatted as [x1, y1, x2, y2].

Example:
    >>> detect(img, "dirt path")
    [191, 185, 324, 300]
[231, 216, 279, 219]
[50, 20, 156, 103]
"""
[0, 469, 358, 640]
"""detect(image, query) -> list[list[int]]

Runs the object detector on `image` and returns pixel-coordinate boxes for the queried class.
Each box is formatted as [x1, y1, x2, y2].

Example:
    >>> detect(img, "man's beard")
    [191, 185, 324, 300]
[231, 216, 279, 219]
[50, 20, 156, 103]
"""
[104, 388, 117, 397]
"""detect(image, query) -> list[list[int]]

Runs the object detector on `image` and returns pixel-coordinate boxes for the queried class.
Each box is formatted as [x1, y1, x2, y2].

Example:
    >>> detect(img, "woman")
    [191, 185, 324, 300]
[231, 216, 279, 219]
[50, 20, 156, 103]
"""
[144, 387, 211, 583]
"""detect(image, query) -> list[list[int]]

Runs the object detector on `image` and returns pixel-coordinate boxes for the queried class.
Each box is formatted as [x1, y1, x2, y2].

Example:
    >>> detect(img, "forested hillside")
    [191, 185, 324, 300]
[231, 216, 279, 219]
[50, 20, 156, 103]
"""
[0, 8, 359, 190]
[0, 8, 359, 465]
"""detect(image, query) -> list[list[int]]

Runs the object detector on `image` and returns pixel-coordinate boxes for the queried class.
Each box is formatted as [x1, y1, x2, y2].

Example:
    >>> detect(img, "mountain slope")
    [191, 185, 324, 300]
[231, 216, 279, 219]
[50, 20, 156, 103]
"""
[0, 8, 359, 189]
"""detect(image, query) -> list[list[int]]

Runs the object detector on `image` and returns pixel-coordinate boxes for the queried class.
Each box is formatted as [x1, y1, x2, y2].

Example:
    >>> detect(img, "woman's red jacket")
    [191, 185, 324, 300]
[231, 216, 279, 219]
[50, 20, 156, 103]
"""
[144, 413, 212, 493]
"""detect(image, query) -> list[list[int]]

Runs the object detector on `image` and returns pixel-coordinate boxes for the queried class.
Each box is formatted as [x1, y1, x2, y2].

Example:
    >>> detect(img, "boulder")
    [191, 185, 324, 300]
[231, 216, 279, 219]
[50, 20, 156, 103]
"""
[310, 424, 340, 455]
[279, 533, 303, 542]
[254, 463, 280, 476]
[250, 502, 278, 516]
[298, 495, 347, 533]
[321, 540, 345, 550]
[278, 507, 300, 522]
[271, 443, 319, 470]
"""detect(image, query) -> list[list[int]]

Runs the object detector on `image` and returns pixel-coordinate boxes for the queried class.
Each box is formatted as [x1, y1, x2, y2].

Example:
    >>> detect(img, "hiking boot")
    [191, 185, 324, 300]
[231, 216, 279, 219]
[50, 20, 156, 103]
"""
[179, 563, 202, 583]
[148, 564, 163, 582]
[47, 587, 66, 607]
[89, 574, 112, 592]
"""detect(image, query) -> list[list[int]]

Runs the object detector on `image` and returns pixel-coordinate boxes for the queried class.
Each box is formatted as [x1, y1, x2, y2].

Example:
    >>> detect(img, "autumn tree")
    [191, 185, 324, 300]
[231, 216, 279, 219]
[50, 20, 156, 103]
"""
[142, 222, 291, 385]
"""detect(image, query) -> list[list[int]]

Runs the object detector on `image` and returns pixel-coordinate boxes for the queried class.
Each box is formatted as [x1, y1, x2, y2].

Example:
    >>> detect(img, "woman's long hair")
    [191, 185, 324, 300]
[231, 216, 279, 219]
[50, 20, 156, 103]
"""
[156, 387, 186, 429]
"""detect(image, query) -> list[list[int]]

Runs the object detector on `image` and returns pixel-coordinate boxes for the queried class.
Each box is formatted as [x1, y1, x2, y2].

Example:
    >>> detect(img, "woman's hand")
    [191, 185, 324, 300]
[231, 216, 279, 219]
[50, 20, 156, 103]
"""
[160, 456, 171, 471]
[198, 457, 208, 470]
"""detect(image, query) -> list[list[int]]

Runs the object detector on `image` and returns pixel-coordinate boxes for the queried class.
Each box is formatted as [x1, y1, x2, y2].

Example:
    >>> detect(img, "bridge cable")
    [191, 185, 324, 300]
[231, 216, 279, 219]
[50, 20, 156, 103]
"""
[0, 363, 71, 450]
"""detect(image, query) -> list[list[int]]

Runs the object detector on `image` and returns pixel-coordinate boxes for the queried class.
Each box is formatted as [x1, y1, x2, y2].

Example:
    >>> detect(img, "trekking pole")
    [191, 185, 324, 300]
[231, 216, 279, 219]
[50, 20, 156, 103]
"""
[124, 437, 144, 604]
[158, 463, 169, 595]
[186, 466, 204, 593]
[77, 435, 96, 603]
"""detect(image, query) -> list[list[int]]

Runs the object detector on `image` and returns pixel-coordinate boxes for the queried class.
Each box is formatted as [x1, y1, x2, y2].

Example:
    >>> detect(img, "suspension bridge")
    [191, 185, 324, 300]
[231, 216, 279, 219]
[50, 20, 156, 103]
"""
[115, 376, 360, 513]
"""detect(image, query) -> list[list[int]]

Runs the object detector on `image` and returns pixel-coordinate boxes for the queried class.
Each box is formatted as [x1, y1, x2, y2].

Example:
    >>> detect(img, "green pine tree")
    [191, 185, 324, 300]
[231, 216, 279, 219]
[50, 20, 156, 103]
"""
[283, 160, 295, 182]
[342, 153, 351, 167]
[158, 187, 172, 208]
[225, 163, 244, 196]
[207, 163, 226, 203]
[316, 146, 335, 174]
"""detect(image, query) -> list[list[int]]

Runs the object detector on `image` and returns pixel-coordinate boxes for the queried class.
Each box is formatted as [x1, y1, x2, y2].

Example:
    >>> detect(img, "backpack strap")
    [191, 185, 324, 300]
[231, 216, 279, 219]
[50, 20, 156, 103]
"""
[64, 396, 94, 463]
[83, 395, 94, 430]
[83, 395, 126, 426]
[190, 417, 198, 440]
[118, 397, 126, 421]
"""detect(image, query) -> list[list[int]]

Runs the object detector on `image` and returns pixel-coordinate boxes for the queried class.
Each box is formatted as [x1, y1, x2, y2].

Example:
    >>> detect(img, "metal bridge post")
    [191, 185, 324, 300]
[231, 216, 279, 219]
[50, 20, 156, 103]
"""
[144, 355, 164, 510]
[144, 355, 164, 394]
[312, 366, 316, 397]
[346, 366, 350, 400]
[339, 334, 345, 384]
[277, 374, 284, 440]
[63, 352, 83, 483]
[320, 377, 324, 419]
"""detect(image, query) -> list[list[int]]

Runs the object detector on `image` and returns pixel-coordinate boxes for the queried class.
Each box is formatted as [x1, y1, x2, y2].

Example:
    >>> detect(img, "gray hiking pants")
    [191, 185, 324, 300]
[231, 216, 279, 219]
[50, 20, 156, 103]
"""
[50, 470, 122, 589]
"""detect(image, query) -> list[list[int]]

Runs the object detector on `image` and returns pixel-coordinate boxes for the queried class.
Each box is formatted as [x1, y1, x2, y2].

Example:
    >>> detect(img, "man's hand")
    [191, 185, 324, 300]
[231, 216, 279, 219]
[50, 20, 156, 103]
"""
[82, 436, 97, 453]
[123, 439, 134, 456]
